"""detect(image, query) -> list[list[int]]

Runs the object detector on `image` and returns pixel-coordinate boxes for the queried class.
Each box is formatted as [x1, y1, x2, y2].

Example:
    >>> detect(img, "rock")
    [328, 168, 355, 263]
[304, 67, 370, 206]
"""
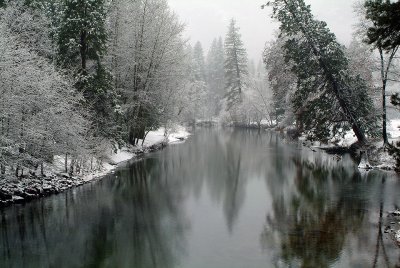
[389, 210, 400, 216]
[0, 189, 12, 201]
[358, 151, 373, 170]
[12, 195, 24, 203]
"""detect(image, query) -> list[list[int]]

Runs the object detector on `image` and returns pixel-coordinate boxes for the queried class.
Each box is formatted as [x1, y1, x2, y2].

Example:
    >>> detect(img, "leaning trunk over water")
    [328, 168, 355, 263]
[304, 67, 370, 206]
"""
[270, 0, 369, 146]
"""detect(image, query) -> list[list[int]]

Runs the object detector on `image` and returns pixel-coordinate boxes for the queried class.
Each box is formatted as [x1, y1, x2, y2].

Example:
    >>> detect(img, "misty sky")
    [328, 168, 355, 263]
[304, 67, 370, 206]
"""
[169, 0, 360, 62]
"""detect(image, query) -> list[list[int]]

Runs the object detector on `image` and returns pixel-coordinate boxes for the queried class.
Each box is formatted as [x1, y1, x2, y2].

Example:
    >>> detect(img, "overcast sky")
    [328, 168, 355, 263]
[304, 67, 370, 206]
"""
[168, 0, 360, 62]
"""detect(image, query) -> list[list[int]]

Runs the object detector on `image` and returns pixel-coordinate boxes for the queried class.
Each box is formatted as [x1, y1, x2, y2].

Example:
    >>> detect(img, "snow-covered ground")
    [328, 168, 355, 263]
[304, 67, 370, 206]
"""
[389, 119, 400, 140]
[294, 119, 400, 171]
[0, 126, 191, 206]
[101, 126, 190, 173]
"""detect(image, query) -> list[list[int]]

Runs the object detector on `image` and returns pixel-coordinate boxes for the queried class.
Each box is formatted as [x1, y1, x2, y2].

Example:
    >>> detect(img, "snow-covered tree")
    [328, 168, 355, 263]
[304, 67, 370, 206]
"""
[107, 0, 187, 144]
[207, 38, 225, 97]
[0, 2, 88, 176]
[265, 0, 378, 143]
[56, 0, 117, 140]
[193, 41, 207, 83]
[355, 0, 400, 145]
[346, 38, 378, 104]
[224, 19, 248, 112]
[57, 0, 107, 71]
[263, 35, 297, 127]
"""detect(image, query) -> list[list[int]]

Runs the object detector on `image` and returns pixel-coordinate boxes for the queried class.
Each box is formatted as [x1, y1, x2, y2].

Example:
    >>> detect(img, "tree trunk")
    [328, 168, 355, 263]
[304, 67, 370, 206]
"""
[283, 0, 368, 145]
[80, 30, 87, 71]
[382, 80, 388, 145]
[69, 158, 75, 176]
[142, 130, 150, 146]
[65, 153, 68, 173]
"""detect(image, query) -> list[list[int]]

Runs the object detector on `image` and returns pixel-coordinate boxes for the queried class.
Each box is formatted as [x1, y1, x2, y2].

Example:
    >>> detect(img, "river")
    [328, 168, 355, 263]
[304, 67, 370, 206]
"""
[1, 129, 400, 267]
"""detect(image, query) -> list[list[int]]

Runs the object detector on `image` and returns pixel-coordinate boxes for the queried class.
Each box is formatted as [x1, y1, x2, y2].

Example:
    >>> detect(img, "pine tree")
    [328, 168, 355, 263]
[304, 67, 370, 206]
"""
[206, 37, 225, 114]
[57, 0, 116, 139]
[57, 0, 107, 71]
[263, 36, 296, 126]
[216, 37, 225, 95]
[365, 0, 400, 51]
[192, 41, 207, 83]
[224, 19, 248, 111]
[265, 0, 378, 144]
[363, 0, 400, 145]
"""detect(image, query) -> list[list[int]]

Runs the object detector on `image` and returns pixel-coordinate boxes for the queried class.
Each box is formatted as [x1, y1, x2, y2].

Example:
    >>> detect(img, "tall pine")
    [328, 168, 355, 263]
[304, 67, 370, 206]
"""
[57, 0, 116, 139]
[224, 19, 248, 111]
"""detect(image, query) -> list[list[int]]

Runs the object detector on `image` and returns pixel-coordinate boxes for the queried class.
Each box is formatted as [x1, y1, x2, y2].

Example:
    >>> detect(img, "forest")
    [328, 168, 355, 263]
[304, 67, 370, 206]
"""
[1, 0, 400, 267]
[0, 0, 399, 177]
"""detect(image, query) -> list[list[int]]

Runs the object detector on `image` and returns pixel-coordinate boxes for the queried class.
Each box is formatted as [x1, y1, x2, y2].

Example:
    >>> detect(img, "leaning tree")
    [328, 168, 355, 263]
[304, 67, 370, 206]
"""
[264, 0, 378, 144]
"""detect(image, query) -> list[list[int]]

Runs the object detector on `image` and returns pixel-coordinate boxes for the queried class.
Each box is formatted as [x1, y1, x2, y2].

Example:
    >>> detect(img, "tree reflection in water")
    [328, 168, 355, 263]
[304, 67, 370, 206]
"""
[0, 158, 188, 268]
[261, 156, 400, 268]
[1, 129, 400, 267]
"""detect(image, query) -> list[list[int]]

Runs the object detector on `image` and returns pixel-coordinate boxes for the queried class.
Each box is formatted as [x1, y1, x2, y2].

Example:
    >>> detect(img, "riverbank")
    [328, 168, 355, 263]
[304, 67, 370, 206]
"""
[0, 126, 191, 207]
[281, 120, 400, 171]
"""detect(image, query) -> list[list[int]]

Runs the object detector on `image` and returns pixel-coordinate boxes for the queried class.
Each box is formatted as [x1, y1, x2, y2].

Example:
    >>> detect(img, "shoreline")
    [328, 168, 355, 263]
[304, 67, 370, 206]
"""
[0, 128, 191, 207]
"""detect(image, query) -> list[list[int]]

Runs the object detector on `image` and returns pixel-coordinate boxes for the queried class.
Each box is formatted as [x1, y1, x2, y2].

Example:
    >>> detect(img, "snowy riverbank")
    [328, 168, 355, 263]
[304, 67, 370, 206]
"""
[295, 119, 400, 171]
[0, 126, 191, 207]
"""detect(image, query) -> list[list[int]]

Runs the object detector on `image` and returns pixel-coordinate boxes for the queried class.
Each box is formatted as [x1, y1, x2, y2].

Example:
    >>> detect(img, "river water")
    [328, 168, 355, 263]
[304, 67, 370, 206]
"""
[1, 129, 400, 267]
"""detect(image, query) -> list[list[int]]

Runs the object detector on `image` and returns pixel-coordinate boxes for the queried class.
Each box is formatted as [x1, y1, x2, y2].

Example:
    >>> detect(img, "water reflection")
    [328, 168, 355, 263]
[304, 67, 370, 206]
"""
[262, 156, 400, 267]
[0, 129, 399, 268]
[0, 158, 188, 268]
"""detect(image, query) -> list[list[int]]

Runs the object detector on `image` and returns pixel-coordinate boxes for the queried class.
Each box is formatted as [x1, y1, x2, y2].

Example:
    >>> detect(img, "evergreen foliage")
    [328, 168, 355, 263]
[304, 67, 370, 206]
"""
[206, 37, 225, 114]
[266, 0, 378, 143]
[57, 0, 107, 70]
[224, 19, 248, 111]
[365, 0, 400, 51]
[193, 41, 207, 82]
[0, 2, 88, 175]
[57, 0, 117, 140]
[0, 0, 191, 176]
[263, 36, 296, 125]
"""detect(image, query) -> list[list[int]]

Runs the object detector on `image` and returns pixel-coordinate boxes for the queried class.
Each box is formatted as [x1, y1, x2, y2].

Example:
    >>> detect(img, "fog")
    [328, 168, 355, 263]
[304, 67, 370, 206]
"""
[169, 0, 360, 61]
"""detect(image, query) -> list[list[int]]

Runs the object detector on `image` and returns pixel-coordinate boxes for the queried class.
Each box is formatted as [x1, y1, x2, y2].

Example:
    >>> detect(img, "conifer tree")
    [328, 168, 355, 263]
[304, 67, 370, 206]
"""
[57, 0, 116, 139]
[265, 0, 377, 144]
[263, 35, 296, 126]
[206, 37, 225, 114]
[224, 19, 248, 111]
[57, 0, 107, 71]
[365, 0, 400, 51]
[193, 41, 207, 83]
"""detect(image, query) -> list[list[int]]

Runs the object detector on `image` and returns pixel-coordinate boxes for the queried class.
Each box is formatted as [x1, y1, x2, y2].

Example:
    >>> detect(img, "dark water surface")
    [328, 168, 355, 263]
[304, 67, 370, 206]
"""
[1, 129, 400, 268]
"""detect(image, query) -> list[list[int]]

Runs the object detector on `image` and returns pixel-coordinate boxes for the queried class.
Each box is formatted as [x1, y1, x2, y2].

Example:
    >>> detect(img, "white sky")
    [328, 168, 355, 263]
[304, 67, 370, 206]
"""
[168, 0, 360, 62]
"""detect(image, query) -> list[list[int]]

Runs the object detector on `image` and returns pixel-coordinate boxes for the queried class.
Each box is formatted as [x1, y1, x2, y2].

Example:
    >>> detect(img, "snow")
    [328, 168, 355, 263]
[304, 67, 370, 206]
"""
[336, 131, 358, 147]
[388, 119, 400, 139]
[142, 126, 190, 146]
[358, 156, 372, 170]
[97, 126, 190, 174]
[0, 126, 191, 206]
[108, 151, 135, 164]
[296, 119, 400, 171]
